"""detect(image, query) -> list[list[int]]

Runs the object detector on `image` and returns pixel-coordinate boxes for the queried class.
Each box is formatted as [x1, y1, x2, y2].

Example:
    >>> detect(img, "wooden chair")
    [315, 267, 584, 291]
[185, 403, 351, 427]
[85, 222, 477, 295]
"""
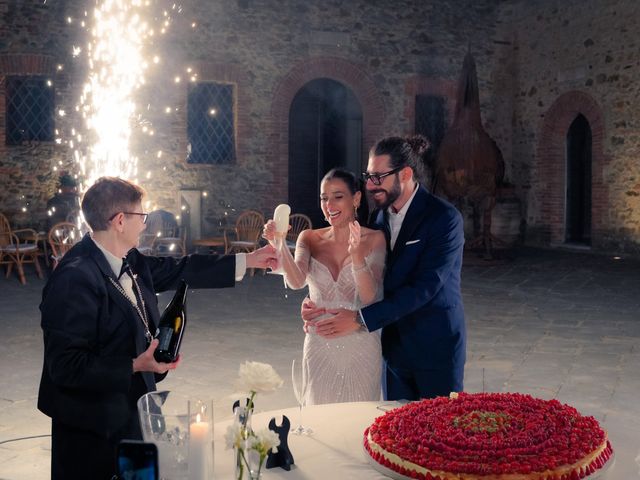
[286, 213, 312, 254]
[0, 213, 44, 284]
[224, 210, 265, 275]
[224, 210, 265, 254]
[48, 222, 81, 269]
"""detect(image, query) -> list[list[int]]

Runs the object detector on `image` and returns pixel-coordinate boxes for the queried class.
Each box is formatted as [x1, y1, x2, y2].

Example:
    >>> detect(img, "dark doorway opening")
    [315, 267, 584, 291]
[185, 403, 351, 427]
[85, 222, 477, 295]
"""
[565, 114, 592, 245]
[415, 94, 447, 186]
[288, 78, 363, 227]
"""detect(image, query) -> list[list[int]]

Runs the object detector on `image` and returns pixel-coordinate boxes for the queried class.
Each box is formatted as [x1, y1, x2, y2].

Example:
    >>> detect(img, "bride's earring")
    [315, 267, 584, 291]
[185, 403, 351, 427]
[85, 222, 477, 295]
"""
[353, 204, 359, 219]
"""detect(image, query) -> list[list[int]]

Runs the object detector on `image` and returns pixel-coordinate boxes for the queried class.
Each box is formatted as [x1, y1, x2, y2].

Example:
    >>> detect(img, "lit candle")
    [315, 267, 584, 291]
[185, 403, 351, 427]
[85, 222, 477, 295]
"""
[189, 413, 212, 480]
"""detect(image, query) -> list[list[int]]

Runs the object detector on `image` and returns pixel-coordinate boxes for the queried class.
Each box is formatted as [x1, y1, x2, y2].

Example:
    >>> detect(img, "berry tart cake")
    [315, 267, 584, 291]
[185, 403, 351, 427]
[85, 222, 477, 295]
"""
[364, 392, 613, 480]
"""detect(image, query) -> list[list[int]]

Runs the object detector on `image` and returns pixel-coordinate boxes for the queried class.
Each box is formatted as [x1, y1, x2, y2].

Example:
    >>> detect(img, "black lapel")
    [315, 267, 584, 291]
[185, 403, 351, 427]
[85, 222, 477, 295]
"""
[90, 244, 135, 314]
[83, 236, 147, 349]
[126, 251, 160, 332]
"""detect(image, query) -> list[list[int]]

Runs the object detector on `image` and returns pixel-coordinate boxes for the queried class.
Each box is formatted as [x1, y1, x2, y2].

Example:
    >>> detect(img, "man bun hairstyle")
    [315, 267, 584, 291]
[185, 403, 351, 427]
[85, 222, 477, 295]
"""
[406, 135, 430, 159]
[370, 135, 431, 181]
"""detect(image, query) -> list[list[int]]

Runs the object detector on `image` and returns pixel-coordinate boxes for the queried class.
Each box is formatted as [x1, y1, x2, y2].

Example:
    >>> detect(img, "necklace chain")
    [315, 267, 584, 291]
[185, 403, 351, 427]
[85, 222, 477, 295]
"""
[107, 273, 153, 343]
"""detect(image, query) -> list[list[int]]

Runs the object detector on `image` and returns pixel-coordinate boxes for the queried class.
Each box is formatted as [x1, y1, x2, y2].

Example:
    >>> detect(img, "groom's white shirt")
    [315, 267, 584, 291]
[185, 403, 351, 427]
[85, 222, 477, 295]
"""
[387, 183, 419, 250]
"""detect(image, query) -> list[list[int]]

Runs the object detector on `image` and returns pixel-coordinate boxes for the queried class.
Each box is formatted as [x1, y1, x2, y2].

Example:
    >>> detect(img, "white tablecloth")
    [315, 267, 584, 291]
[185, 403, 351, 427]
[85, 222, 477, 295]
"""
[213, 401, 393, 479]
[212, 401, 617, 479]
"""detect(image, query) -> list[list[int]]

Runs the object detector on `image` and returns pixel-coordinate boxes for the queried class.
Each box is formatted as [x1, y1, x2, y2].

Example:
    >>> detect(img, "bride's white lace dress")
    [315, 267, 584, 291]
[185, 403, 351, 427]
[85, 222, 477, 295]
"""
[292, 242, 386, 405]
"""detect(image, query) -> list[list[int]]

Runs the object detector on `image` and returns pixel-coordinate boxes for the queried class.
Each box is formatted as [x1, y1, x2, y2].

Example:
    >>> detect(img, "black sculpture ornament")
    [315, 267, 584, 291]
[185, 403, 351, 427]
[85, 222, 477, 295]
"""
[266, 415, 294, 471]
[232, 398, 254, 412]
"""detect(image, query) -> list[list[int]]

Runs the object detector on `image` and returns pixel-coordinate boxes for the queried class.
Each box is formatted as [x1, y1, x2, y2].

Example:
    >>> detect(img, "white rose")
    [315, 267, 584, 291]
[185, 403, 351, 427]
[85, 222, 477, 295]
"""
[252, 428, 280, 454]
[234, 361, 283, 394]
[224, 423, 242, 450]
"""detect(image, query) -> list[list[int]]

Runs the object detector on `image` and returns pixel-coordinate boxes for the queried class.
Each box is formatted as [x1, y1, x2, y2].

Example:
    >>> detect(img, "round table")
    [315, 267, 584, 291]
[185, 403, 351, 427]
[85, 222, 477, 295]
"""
[213, 401, 617, 480]
[192, 237, 226, 254]
[213, 401, 395, 479]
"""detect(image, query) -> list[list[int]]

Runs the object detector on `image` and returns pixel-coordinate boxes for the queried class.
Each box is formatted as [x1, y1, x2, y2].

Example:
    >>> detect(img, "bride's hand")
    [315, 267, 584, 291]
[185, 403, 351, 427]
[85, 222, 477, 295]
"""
[262, 219, 288, 246]
[348, 220, 363, 256]
[262, 220, 278, 243]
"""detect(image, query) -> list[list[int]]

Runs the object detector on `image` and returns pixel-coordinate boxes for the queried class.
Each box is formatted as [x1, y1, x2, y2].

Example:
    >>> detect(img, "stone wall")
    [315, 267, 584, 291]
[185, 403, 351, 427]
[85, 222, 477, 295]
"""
[0, 0, 509, 236]
[501, 0, 640, 253]
[2, 0, 638, 254]
[154, 0, 511, 235]
[0, 0, 82, 229]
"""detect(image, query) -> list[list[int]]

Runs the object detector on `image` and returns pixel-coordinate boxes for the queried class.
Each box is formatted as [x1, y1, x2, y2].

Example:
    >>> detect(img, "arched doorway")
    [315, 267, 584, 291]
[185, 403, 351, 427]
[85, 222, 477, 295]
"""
[537, 91, 606, 247]
[565, 114, 592, 245]
[288, 78, 363, 226]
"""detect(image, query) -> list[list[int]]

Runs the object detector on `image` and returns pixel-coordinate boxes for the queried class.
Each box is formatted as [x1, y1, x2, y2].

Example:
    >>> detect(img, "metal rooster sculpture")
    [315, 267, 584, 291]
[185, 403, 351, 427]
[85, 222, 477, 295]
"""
[433, 51, 505, 258]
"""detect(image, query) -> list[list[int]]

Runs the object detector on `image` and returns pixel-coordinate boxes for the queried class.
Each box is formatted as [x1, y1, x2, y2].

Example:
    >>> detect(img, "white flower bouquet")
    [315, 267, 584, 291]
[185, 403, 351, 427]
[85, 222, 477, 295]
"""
[227, 361, 283, 479]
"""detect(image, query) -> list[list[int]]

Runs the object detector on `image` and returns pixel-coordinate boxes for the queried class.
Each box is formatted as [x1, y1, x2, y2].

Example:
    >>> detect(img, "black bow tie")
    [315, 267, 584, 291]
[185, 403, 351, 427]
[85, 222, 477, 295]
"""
[119, 259, 133, 280]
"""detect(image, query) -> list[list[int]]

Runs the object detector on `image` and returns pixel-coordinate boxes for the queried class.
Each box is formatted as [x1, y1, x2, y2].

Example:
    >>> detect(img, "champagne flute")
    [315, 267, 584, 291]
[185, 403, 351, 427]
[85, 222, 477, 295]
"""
[273, 234, 285, 272]
[267, 204, 290, 284]
[291, 358, 313, 435]
[267, 233, 289, 290]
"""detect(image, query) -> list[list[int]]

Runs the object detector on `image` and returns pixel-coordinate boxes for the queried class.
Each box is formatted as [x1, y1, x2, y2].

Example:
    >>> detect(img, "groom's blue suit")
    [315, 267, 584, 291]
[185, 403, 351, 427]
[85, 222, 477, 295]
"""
[361, 185, 466, 400]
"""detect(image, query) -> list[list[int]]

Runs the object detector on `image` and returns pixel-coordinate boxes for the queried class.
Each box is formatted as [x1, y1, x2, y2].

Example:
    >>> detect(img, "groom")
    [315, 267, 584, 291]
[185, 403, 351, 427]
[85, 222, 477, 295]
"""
[304, 135, 466, 400]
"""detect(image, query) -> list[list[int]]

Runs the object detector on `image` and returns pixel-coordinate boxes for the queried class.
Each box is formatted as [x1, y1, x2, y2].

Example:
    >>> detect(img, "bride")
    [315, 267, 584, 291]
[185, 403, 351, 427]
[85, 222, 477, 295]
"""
[263, 168, 387, 404]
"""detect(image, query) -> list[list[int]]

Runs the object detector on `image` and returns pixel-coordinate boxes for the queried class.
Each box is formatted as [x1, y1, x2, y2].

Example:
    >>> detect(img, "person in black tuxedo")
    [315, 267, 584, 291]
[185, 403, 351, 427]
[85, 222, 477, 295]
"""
[304, 135, 466, 401]
[37, 177, 277, 480]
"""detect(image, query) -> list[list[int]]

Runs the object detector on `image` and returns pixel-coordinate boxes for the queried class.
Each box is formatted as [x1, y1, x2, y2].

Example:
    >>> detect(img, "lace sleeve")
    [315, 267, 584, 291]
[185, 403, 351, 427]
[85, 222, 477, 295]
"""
[367, 248, 386, 304]
[354, 247, 386, 308]
[281, 235, 311, 288]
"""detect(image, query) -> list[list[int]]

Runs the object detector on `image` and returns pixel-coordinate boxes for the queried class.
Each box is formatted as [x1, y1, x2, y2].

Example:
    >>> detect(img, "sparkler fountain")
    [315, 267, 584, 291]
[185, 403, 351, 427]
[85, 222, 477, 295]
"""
[75, 0, 157, 191]
[37, 0, 206, 236]
[57, 0, 198, 228]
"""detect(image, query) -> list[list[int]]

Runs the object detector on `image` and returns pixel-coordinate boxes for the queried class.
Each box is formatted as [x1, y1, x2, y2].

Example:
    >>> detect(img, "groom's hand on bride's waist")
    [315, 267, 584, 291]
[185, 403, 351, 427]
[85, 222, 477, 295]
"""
[313, 309, 361, 338]
[301, 298, 325, 321]
[301, 297, 325, 333]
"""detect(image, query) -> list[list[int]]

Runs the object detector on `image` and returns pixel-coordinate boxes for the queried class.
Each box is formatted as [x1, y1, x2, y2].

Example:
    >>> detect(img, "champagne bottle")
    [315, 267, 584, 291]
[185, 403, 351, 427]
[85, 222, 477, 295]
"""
[154, 280, 188, 363]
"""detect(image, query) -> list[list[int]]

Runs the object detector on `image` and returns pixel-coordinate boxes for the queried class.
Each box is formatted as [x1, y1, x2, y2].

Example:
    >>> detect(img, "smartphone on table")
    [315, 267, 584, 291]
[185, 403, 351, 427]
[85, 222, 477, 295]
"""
[117, 440, 159, 480]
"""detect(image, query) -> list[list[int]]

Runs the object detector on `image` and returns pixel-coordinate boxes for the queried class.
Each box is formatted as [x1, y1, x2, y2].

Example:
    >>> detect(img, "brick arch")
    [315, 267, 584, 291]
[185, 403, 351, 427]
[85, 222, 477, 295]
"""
[0, 53, 57, 76]
[537, 90, 609, 246]
[266, 56, 385, 209]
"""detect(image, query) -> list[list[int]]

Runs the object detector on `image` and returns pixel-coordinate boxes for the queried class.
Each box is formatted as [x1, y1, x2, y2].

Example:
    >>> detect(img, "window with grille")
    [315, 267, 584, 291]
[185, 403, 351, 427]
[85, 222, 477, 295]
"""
[187, 82, 236, 164]
[415, 95, 447, 166]
[5, 76, 55, 145]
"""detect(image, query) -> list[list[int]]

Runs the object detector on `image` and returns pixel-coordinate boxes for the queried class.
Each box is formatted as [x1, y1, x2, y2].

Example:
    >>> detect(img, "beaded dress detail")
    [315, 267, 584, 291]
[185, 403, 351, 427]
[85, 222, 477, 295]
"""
[292, 240, 386, 405]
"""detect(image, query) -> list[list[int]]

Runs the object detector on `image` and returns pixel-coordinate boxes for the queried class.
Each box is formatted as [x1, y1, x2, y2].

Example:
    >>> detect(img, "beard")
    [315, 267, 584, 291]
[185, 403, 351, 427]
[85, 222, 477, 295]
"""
[367, 175, 401, 210]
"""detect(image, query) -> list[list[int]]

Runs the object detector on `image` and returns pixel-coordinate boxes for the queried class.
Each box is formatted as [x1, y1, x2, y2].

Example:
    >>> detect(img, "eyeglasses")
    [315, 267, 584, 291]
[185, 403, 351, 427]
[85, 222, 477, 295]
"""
[109, 212, 149, 224]
[362, 166, 404, 186]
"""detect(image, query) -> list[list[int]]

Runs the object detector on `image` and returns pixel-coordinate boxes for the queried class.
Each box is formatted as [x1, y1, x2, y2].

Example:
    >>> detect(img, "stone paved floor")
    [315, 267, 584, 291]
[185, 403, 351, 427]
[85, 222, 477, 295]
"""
[0, 247, 639, 479]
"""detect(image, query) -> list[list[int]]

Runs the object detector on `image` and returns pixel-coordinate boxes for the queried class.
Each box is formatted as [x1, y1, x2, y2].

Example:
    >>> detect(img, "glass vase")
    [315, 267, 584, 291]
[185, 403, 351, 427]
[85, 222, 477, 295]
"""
[235, 440, 263, 480]
[233, 405, 260, 480]
[137, 391, 190, 479]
